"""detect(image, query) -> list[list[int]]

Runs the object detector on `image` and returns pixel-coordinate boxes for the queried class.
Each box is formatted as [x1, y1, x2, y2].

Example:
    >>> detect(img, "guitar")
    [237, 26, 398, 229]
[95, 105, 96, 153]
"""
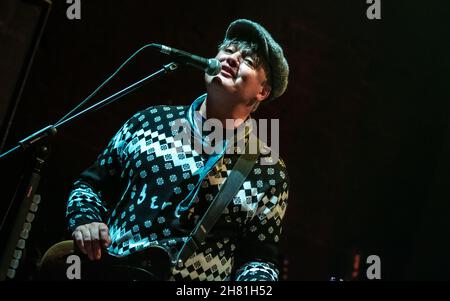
[39, 240, 174, 281]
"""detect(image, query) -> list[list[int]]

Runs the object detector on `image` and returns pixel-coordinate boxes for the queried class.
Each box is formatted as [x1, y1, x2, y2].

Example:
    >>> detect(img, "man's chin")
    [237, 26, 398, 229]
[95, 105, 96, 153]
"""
[206, 73, 222, 82]
[205, 76, 225, 91]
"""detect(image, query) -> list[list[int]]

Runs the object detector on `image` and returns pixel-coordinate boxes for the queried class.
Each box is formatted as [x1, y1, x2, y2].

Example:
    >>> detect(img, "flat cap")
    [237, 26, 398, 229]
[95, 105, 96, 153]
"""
[225, 19, 289, 101]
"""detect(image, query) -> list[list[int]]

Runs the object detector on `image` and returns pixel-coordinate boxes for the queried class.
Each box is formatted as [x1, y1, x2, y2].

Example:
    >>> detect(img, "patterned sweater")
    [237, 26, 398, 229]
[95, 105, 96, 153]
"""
[66, 94, 289, 281]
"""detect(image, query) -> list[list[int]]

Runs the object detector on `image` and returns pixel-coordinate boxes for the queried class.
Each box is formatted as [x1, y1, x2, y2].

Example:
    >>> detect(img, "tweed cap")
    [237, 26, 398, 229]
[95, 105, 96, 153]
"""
[224, 19, 289, 101]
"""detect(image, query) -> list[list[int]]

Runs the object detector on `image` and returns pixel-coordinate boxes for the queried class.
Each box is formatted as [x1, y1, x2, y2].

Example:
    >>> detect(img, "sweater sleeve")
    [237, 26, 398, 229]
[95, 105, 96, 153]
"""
[66, 113, 140, 233]
[234, 162, 289, 281]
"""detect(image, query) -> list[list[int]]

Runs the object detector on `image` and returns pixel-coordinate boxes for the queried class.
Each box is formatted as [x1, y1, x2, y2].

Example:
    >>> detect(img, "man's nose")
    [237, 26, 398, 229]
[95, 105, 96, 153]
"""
[226, 52, 241, 68]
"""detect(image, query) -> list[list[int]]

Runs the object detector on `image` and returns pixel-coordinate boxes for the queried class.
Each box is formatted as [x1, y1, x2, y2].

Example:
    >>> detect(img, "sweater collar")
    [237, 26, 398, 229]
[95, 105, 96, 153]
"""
[187, 93, 253, 151]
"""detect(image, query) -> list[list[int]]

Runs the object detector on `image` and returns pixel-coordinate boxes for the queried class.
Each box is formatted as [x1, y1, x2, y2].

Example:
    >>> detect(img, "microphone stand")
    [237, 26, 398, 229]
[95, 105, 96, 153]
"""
[0, 62, 179, 280]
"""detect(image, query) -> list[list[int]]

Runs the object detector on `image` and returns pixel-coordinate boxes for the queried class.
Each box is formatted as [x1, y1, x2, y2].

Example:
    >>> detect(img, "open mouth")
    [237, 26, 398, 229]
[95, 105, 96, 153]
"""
[221, 65, 235, 78]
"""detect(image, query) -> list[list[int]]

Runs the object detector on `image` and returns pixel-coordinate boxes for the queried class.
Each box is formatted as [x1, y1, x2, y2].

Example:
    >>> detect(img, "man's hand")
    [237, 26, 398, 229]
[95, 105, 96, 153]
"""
[72, 222, 111, 261]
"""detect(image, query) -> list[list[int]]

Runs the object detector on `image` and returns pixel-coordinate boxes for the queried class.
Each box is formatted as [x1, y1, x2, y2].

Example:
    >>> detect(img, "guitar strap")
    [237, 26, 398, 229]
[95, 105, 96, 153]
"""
[175, 136, 261, 264]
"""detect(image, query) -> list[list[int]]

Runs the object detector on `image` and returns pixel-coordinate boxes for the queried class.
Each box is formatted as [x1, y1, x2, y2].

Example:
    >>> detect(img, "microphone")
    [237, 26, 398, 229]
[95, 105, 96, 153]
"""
[151, 44, 221, 76]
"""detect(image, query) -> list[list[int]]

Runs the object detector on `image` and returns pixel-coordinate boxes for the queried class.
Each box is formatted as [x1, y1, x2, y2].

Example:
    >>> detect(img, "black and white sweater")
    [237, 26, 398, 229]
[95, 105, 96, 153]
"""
[66, 94, 289, 281]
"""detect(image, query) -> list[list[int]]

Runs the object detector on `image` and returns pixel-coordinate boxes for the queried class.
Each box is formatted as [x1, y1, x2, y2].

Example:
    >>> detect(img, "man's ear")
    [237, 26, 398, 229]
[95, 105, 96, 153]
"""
[256, 83, 272, 102]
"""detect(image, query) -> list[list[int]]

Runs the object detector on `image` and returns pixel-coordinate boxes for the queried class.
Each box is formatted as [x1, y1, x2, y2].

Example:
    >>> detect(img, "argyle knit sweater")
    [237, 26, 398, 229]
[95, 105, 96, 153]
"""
[66, 95, 289, 281]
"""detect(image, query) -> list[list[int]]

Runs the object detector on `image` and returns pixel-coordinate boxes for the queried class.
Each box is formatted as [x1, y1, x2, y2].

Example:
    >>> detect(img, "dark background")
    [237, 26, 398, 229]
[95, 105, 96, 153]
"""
[1, 0, 450, 280]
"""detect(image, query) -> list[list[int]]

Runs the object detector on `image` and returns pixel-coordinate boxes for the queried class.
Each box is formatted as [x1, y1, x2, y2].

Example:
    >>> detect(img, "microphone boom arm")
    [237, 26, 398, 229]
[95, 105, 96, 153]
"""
[0, 62, 179, 160]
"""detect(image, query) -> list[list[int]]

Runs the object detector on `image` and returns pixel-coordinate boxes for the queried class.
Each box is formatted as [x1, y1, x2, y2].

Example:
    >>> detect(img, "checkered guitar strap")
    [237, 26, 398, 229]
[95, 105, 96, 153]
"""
[175, 137, 261, 265]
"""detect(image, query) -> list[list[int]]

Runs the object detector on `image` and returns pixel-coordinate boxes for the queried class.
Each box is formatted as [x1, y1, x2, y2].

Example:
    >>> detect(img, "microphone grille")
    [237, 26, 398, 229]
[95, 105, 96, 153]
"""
[206, 59, 221, 76]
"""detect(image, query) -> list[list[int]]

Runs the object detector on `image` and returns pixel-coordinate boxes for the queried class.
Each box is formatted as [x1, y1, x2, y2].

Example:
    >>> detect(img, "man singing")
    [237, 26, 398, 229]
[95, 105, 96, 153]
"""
[47, 19, 289, 281]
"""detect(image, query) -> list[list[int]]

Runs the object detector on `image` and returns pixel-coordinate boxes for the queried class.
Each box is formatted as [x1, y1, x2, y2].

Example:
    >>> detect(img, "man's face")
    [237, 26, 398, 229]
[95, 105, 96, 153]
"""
[205, 43, 271, 104]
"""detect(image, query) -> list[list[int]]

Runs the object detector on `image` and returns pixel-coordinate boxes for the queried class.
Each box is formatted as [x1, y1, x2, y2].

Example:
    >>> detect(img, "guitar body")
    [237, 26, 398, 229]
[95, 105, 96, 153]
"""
[39, 240, 173, 281]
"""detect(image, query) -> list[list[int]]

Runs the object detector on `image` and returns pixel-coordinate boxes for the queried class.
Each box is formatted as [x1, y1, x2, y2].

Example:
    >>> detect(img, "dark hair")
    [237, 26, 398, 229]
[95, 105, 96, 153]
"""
[218, 38, 272, 87]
